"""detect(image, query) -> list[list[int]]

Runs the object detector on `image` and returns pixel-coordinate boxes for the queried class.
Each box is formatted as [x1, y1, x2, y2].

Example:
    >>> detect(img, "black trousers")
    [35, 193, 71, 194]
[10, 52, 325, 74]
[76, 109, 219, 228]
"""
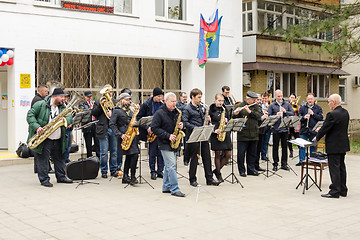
[256, 133, 265, 168]
[34, 139, 66, 184]
[84, 125, 100, 158]
[237, 140, 257, 174]
[328, 153, 348, 196]
[186, 141, 213, 183]
[123, 154, 138, 178]
[272, 132, 288, 167]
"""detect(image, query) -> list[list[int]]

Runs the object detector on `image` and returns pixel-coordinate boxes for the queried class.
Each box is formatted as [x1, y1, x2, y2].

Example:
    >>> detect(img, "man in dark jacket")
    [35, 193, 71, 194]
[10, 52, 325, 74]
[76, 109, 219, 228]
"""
[137, 87, 164, 180]
[92, 84, 118, 178]
[31, 84, 49, 107]
[268, 89, 294, 171]
[27, 88, 73, 187]
[296, 93, 323, 166]
[315, 94, 350, 198]
[182, 88, 219, 187]
[152, 92, 185, 197]
[79, 90, 99, 158]
[233, 91, 262, 177]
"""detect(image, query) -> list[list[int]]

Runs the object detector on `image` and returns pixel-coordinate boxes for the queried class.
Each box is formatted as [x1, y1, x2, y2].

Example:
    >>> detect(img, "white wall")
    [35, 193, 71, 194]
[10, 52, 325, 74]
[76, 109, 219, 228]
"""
[0, 0, 243, 151]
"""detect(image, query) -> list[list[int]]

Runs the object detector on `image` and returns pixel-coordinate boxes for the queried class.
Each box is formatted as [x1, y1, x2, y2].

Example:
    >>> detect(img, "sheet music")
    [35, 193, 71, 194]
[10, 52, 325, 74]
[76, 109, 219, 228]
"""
[289, 138, 313, 148]
[312, 121, 324, 131]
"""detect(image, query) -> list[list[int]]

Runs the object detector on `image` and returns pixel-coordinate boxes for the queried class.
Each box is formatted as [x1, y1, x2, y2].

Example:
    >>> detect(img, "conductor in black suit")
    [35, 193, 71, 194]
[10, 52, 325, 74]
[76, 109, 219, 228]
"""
[314, 94, 350, 199]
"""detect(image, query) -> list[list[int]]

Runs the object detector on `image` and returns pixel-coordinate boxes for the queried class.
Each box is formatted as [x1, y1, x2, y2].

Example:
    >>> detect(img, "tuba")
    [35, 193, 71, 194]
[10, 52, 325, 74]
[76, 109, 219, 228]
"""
[217, 106, 226, 142]
[121, 103, 140, 151]
[100, 86, 115, 119]
[170, 108, 186, 149]
[28, 92, 83, 150]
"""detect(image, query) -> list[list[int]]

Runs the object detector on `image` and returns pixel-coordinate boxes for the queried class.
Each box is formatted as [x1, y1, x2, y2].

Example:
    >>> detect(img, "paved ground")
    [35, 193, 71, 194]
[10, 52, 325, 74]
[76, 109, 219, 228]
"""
[0, 150, 359, 240]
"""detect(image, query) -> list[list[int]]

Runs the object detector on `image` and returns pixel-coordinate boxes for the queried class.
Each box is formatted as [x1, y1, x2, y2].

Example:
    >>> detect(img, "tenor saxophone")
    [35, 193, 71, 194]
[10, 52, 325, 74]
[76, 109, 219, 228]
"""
[121, 103, 140, 151]
[217, 106, 226, 142]
[170, 108, 185, 149]
[28, 92, 83, 150]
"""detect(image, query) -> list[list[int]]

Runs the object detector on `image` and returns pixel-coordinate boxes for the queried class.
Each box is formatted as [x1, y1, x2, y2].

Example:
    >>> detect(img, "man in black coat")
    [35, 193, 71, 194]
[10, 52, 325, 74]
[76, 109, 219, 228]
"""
[151, 92, 185, 197]
[31, 84, 49, 107]
[314, 94, 350, 198]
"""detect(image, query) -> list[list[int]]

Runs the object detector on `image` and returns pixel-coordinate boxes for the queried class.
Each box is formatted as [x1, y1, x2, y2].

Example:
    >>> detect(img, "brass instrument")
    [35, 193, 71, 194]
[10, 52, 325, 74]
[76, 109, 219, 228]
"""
[28, 92, 83, 150]
[217, 106, 226, 142]
[147, 133, 157, 143]
[121, 103, 140, 151]
[100, 86, 115, 119]
[170, 108, 186, 149]
[291, 96, 301, 113]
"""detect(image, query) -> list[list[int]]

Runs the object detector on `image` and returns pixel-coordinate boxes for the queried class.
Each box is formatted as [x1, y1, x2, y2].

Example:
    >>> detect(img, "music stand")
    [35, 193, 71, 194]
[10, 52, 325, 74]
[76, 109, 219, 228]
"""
[221, 118, 246, 187]
[312, 121, 323, 132]
[260, 116, 282, 178]
[293, 139, 321, 194]
[124, 116, 154, 189]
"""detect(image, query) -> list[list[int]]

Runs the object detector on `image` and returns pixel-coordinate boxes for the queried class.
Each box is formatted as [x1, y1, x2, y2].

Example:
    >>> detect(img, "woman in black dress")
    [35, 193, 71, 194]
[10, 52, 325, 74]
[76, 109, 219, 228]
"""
[109, 93, 140, 185]
[209, 93, 232, 182]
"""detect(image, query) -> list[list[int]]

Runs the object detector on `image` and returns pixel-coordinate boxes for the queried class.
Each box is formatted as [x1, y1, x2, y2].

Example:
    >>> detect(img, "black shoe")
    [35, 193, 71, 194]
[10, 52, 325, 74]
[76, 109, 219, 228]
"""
[151, 173, 157, 180]
[162, 190, 171, 193]
[171, 191, 185, 197]
[261, 157, 269, 161]
[289, 152, 294, 158]
[122, 176, 131, 184]
[273, 166, 278, 171]
[321, 193, 339, 198]
[280, 166, 290, 171]
[41, 182, 53, 187]
[190, 181, 198, 187]
[57, 178, 73, 184]
[206, 179, 220, 186]
[218, 174, 224, 183]
[340, 193, 347, 197]
[247, 171, 259, 176]
[48, 169, 55, 174]
[295, 162, 302, 166]
[240, 172, 247, 177]
[184, 161, 189, 166]
[110, 171, 119, 177]
[130, 177, 138, 185]
[101, 173, 108, 178]
[212, 169, 221, 181]
[157, 173, 163, 178]
[256, 167, 266, 172]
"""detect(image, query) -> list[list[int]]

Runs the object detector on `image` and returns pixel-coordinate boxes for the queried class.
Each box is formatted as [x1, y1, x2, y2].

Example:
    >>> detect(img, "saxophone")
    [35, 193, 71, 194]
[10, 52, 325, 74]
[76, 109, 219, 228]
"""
[121, 103, 140, 151]
[147, 132, 157, 143]
[170, 108, 186, 149]
[28, 92, 83, 150]
[217, 106, 226, 142]
[100, 86, 115, 119]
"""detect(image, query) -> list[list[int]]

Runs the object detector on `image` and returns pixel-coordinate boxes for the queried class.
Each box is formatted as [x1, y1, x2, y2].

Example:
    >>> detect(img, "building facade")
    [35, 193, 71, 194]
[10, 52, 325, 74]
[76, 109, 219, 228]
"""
[0, 0, 243, 152]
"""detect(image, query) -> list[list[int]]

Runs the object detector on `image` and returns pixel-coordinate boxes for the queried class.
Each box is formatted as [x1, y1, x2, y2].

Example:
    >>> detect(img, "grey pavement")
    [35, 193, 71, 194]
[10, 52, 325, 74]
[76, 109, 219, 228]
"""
[0, 151, 359, 240]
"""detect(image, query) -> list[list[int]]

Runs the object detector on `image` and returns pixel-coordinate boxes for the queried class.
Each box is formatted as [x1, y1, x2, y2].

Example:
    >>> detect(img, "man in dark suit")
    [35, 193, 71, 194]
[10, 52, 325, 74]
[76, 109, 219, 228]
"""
[314, 94, 350, 199]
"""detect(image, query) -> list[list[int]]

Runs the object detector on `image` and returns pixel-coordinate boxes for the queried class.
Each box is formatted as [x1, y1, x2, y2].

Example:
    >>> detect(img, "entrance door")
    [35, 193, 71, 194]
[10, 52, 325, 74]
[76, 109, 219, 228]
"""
[0, 71, 8, 149]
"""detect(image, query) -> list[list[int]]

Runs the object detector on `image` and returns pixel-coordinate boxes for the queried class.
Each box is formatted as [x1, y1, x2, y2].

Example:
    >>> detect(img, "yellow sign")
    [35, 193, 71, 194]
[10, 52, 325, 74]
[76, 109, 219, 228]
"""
[20, 74, 31, 88]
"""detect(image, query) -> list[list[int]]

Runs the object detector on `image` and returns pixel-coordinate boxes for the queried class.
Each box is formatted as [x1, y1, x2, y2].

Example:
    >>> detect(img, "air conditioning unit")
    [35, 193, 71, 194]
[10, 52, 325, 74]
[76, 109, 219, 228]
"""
[243, 72, 251, 87]
[354, 76, 360, 87]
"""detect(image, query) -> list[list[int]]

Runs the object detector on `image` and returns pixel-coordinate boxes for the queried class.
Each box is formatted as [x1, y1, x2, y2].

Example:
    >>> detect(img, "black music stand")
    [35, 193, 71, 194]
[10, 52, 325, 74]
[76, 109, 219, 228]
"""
[312, 121, 324, 132]
[124, 116, 154, 189]
[294, 139, 321, 194]
[222, 118, 246, 187]
[278, 116, 299, 176]
[260, 115, 282, 178]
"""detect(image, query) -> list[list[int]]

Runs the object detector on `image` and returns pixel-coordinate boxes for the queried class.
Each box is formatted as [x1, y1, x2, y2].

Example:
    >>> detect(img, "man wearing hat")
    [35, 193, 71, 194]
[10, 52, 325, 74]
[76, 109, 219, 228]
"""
[79, 90, 100, 158]
[137, 87, 165, 180]
[232, 91, 263, 177]
[27, 88, 74, 187]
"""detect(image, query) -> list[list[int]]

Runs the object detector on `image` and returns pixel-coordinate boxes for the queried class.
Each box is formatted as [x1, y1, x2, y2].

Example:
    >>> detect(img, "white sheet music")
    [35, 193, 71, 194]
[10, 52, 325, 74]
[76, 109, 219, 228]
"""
[289, 138, 313, 147]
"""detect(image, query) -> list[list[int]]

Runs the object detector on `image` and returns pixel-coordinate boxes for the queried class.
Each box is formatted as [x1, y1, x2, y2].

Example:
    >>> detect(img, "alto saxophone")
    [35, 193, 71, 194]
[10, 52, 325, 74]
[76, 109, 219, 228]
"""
[121, 103, 140, 151]
[170, 108, 186, 149]
[217, 106, 226, 142]
[28, 92, 83, 150]
[100, 86, 115, 119]
[147, 132, 157, 143]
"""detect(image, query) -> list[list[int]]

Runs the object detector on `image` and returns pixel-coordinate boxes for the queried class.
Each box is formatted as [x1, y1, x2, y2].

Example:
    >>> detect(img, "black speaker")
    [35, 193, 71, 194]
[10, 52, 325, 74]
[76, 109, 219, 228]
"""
[65, 156, 99, 180]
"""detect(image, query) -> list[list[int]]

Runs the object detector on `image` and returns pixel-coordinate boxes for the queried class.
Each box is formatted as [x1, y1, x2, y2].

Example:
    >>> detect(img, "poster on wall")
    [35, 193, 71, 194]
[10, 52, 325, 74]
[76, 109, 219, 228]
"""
[1, 94, 7, 110]
[20, 95, 30, 108]
[20, 74, 31, 88]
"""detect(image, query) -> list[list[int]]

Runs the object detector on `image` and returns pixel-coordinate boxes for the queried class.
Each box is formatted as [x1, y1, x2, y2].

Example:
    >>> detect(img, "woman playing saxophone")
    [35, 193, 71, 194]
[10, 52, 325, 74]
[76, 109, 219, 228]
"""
[109, 93, 139, 185]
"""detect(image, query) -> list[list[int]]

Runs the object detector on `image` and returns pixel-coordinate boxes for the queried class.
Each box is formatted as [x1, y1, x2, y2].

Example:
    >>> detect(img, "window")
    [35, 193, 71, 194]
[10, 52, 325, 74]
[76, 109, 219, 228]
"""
[156, 0, 186, 21]
[307, 74, 330, 99]
[339, 78, 346, 103]
[243, 1, 253, 32]
[268, 72, 297, 97]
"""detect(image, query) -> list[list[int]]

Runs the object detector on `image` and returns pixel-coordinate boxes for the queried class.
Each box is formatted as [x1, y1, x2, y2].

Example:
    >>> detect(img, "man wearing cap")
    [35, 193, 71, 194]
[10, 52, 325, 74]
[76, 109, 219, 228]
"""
[137, 87, 165, 180]
[27, 88, 73, 187]
[92, 84, 118, 178]
[232, 91, 262, 177]
[268, 89, 294, 171]
[79, 90, 100, 158]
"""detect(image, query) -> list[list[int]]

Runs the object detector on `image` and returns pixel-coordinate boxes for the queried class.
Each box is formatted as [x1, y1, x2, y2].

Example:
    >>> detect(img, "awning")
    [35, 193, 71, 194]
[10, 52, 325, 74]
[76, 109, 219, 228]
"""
[243, 62, 350, 75]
